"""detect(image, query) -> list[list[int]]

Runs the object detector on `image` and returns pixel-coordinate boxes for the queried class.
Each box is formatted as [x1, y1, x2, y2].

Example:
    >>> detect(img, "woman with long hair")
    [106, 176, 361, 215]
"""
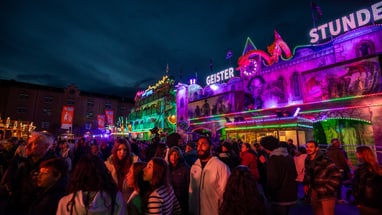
[142, 157, 181, 215]
[126, 162, 150, 215]
[352, 146, 382, 215]
[219, 165, 266, 215]
[56, 154, 126, 215]
[105, 138, 140, 201]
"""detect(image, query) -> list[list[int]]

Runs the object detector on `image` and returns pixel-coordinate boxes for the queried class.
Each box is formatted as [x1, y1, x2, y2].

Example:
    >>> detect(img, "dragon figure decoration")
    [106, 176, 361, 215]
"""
[237, 30, 293, 70]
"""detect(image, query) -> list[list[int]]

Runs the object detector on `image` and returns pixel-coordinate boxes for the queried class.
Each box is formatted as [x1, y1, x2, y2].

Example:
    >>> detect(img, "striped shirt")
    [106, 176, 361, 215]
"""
[145, 185, 181, 215]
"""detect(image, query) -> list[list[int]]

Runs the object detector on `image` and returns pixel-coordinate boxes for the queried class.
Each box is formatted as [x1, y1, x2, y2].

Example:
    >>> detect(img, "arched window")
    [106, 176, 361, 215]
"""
[356, 40, 375, 57]
[291, 72, 301, 100]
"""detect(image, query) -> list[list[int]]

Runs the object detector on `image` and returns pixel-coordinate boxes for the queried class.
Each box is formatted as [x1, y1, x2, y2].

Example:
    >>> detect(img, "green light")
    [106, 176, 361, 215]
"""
[226, 123, 313, 131]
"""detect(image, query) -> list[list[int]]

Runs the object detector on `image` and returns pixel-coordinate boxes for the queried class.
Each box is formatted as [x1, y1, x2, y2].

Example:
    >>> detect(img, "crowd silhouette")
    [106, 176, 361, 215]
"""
[0, 131, 381, 215]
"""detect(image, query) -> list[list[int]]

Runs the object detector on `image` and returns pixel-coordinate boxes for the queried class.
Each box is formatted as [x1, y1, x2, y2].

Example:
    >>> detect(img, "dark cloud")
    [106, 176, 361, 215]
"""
[0, 0, 371, 98]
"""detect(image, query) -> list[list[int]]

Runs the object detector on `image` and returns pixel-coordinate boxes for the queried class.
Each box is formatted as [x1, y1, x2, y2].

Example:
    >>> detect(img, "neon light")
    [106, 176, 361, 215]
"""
[226, 123, 313, 131]
[237, 30, 292, 68]
[309, 1, 382, 43]
[314, 117, 371, 124]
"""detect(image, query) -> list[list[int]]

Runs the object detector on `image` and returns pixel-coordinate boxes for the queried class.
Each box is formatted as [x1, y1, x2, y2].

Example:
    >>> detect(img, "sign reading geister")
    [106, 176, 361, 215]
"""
[206, 67, 235, 85]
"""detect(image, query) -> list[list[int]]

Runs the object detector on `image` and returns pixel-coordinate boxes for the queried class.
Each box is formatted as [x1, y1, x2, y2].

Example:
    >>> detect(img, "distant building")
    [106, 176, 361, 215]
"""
[0, 79, 134, 139]
[126, 75, 177, 140]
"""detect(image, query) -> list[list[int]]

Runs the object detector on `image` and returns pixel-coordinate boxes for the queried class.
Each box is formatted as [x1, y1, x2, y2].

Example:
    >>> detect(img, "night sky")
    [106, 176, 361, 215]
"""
[0, 0, 371, 98]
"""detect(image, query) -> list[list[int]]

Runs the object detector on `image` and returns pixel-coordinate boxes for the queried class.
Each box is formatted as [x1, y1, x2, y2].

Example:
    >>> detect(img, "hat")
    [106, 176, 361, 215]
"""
[260, 136, 280, 151]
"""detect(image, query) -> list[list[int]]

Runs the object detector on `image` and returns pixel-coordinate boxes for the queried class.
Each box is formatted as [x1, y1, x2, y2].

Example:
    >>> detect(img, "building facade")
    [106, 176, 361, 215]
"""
[176, 21, 382, 162]
[126, 75, 177, 140]
[0, 79, 134, 139]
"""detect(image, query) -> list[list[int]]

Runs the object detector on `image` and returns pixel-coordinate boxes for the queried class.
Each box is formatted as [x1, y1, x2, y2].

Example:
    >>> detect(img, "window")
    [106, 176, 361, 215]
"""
[291, 72, 301, 99]
[41, 121, 50, 129]
[42, 108, 52, 116]
[86, 112, 94, 119]
[105, 103, 112, 109]
[16, 106, 27, 113]
[87, 100, 94, 107]
[67, 99, 75, 105]
[44, 96, 53, 104]
[19, 92, 29, 100]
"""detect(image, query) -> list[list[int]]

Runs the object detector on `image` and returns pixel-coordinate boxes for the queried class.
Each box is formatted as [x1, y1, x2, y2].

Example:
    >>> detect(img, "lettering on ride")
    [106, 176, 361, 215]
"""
[309, 1, 382, 43]
[206, 67, 235, 85]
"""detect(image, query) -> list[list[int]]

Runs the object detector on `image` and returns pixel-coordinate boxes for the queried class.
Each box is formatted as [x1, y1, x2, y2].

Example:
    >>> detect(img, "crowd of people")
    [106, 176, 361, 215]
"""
[0, 131, 381, 215]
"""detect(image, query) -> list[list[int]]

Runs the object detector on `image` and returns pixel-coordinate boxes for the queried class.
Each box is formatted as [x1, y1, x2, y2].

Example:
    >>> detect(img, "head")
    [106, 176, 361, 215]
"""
[331, 138, 340, 148]
[112, 138, 131, 161]
[356, 146, 382, 175]
[37, 157, 68, 188]
[154, 143, 168, 158]
[241, 142, 251, 153]
[196, 136, 213, 161]
[68, 154, 117, 193]
[306, 140, 320, 159]
[260, 136, 280, 153]
[26, 131, 54, 160]
[287, 139, 293, 145]
[185, 141, 195, 153]
[168, 146, 184, 167]
[221, 142, 232, 153]
[219, 165, 265, 214]
[90, 143, 100, 155]
[143, 157, 169, 188]
[126, 162, 148, 191]
[247, 75, 265, 97]
[356, 146, 375, 163]
[166, 132, 182, 148]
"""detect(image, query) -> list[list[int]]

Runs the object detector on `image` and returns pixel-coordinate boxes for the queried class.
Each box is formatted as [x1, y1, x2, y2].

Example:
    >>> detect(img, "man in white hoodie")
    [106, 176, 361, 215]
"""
[189, 136, 231, 215]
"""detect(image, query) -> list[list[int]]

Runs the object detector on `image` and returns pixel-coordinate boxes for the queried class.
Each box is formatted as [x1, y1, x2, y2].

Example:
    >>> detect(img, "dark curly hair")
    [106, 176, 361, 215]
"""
[219, 165, 266, 215]
[66, 154, 118, 215]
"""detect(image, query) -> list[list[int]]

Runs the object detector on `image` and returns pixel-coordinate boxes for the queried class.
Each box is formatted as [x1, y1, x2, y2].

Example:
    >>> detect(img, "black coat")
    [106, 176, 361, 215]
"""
[169, 161, 190, 215]
[352, 163, 382, 210]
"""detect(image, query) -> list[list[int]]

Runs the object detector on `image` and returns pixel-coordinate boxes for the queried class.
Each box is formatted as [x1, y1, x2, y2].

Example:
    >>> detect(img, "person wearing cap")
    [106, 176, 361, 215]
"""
[189, 136, 231, 215]
[260, 135, 297, 215]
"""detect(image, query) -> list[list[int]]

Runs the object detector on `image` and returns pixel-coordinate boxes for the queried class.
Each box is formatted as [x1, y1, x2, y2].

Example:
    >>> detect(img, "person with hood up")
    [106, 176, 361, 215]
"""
[260, 135, 297, 215]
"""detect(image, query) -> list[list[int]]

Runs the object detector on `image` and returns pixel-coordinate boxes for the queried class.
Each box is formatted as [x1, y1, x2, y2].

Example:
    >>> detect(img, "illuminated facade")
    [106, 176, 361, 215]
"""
[176, 13, 382, 162]
[125, 76, 177, 140]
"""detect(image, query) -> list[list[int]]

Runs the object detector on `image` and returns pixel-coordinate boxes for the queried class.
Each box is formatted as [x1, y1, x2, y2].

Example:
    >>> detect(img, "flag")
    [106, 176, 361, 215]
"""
[311, 1, 323, 19]
[226, 50, 233, 60]
[97, 114, 105, 129]
[105, 110, 114, 126]
[61, 106, 74, 129]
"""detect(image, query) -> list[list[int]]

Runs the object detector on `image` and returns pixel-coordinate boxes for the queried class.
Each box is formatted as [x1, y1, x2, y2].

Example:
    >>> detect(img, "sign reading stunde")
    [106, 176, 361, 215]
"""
[309, 1, 382, 43]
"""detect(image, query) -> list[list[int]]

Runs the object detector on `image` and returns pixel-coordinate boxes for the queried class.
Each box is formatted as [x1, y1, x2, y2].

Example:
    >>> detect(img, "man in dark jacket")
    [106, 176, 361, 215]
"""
[1, 131, 56, 215]
[326, 138, 353, 203]
[260, 136, 297, 215]
[304, 140, 342, 215]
